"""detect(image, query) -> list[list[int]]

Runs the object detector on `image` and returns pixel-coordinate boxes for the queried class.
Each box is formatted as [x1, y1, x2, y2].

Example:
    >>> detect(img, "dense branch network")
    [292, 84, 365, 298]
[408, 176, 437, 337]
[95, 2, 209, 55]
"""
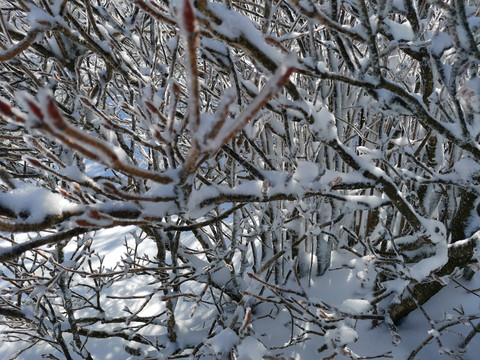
[1, 0, 480, 359]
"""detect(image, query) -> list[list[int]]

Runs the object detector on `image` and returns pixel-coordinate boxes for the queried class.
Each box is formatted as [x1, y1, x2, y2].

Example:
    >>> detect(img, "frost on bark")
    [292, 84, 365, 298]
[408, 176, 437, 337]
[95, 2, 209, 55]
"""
[1, 0, 480, 359]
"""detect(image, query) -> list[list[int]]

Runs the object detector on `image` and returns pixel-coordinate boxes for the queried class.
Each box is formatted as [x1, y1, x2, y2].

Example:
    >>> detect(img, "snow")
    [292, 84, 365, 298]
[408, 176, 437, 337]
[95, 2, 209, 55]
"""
[435, 156, 480, 185]
[4, 1, 480, 359]
[310, 106, 338, 141]
[0, 183, 79, 223]
[207, 328, 238, 356]
[207, 2, 285, 67]
[456, 25, 471, 51]
[2, 226, 480, 359]
[210, 261, 234, 287]
[325, 324, 358, 347]
[384, 18, 414, 41]
[431, 31, 453, 56]
[59, 165, 92, 183]
[369, 14, 379, 35]
[85, 160, 113, 177]
[459, 77, 480, 114]
[338, 299, 372, 314]
[392, 0, 406, 12]
[293, 160, 319, 183]
[236, 336, 267, 360]
[407, 242, 448, 282]
[25, 5, 56, 28]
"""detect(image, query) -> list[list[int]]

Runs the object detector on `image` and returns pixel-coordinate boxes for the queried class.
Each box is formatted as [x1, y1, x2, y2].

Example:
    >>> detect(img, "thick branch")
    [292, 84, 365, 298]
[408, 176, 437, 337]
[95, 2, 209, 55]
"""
[389, 235, 479, 323]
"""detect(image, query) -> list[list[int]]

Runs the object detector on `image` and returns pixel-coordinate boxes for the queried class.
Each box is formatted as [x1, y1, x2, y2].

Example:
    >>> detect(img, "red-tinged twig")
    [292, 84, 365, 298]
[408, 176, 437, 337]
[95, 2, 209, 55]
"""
[216, 65, 295, 148]
[81, 96, 170, 150]
[24, 157, 104, 196]
[240, 307, 252, 332]
[24, 95, 174, 184]
[75, 216, 148, 229]
[0, 98, 27, 125]
[0, 211, 82, 233]
[180, 64, 295, 181]
[26, 137, 67, 167]
[180, 0, 201, 133]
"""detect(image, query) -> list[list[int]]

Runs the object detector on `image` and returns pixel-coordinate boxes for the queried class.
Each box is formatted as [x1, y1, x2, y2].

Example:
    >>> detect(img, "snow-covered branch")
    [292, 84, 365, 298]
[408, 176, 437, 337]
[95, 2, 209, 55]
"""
[2, 0, 480, 358]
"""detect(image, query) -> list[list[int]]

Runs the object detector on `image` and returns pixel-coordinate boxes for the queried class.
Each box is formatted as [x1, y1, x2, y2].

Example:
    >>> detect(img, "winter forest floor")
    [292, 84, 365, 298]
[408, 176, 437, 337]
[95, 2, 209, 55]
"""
[2, 226, 480, 360]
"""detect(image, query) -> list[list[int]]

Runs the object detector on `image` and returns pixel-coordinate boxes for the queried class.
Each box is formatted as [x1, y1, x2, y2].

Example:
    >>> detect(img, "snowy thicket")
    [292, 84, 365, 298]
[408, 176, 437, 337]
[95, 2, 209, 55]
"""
[1, 0, 480, 359]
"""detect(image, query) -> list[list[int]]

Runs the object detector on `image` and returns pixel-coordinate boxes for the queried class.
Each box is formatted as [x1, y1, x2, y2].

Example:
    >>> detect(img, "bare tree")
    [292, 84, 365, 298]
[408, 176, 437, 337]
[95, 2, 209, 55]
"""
[1, 0, 480, 358]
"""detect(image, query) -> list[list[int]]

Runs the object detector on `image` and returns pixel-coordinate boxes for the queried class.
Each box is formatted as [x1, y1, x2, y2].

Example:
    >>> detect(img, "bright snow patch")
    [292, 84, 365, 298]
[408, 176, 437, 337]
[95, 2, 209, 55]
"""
[207, 328, 238, 356]
[310, 106, 337, 141]
[237, 336, 267, 360]
[0, 184, 79, 223]
[339, 299, 372, 314]
[384, 19, 414, 41]
[325, 324, 358, 346]
[293, 160, 319, 183]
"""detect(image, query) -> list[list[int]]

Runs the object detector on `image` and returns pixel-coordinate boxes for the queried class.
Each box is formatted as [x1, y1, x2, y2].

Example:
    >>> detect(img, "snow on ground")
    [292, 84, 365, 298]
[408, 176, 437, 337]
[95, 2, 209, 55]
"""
[1, 226, 480, 359]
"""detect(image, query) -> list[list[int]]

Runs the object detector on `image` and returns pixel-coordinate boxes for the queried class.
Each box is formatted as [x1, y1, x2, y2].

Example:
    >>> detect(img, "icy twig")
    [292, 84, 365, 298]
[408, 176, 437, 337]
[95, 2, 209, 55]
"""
[0, 30, 42, 62]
